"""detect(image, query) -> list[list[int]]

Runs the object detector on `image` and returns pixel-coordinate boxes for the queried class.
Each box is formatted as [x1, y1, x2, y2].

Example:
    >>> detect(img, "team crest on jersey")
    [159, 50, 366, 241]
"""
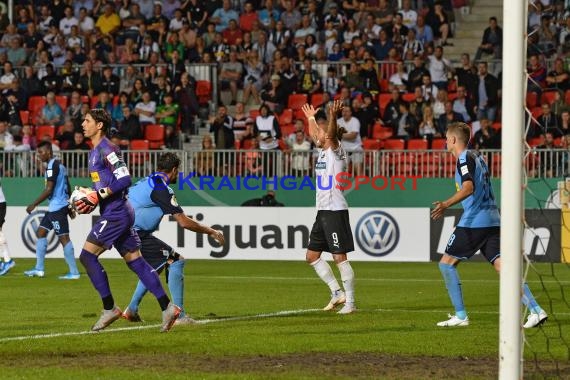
[90, 171, 100, 182]
[171, 195, 179, 207]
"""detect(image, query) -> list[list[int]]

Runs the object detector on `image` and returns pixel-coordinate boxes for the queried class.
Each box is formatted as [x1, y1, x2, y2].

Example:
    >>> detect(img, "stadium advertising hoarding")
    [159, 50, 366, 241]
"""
[7, 207, 430, 262]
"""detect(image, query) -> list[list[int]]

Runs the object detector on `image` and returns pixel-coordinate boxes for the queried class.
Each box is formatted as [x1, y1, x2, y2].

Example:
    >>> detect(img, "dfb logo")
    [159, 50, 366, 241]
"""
[21, 211, 58, 254]
[355, 211, 400, 257]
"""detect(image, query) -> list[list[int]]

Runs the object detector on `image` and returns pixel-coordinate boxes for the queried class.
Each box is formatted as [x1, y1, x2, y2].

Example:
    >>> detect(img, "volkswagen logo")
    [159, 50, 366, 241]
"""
[355, 211, 400, 257]
[21, 211, 58, 254]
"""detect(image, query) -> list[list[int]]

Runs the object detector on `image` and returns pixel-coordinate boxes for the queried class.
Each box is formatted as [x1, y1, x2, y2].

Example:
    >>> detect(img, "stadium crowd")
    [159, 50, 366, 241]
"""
[0, 0, 568, 177]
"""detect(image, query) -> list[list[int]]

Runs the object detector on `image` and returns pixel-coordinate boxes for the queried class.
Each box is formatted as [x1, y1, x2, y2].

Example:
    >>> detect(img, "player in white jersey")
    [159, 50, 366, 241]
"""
[301, 100, 356, 314]
[0, 181, 15, 276]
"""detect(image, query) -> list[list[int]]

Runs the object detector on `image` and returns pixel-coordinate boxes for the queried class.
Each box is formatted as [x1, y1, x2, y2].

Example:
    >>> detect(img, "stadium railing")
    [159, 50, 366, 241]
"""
[0, 149, 565, 179]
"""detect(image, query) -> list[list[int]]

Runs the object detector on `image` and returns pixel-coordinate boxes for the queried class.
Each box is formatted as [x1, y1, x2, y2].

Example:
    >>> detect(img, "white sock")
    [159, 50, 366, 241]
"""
[0, 231, 10, 262]
[338, 260, 355, 304]
[311, 258, 340, 293]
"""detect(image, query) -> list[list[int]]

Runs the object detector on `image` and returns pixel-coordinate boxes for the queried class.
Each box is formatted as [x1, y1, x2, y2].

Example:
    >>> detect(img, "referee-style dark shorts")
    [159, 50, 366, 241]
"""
[445, 226, 501, 264]
[308, 210, 355, 254]
[39, 206, 70, 235]
[137, 230, 179, 270]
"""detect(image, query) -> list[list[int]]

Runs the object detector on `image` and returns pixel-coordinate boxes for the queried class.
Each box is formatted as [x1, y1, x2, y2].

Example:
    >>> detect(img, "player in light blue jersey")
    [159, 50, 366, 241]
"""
[431, 123, 547, 328]
[24, 141, 80, 279]
[121, 152, 224, 325]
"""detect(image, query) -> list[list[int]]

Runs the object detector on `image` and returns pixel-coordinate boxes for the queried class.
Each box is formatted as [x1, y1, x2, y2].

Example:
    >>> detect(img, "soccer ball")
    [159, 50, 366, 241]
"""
[69, 186, 91, 211]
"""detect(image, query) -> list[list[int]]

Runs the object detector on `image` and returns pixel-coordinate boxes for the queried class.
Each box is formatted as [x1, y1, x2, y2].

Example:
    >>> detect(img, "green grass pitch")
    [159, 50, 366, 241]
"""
[0, 259, 568, 379]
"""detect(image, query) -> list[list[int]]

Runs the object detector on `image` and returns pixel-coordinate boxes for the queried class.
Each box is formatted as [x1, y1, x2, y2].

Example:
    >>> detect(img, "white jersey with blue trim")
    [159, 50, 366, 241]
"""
[314, 146, 348, 211]
[455, 149, 500, 228]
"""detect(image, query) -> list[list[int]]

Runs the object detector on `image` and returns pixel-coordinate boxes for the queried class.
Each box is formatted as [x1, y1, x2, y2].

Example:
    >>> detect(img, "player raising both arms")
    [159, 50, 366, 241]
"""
[75, 109, 180, 332]
[431, 122, 547, 328]
[122, 152, 225, 324]
[301, 99, 356, 314]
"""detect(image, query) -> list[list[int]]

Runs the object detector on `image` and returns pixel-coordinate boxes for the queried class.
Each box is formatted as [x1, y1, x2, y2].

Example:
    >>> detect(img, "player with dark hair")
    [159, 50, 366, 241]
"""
[74, 109, 180, 332]
[24, 141, 80, 279]
[121, 152, 224, 324]
[301, 99, 357, 314]
[431, 122, 548, 328]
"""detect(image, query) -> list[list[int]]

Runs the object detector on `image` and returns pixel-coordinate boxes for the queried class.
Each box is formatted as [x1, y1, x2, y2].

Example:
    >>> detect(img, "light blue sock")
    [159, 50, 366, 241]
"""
[36, 237, 47, 272]
[522, 283, 542, 314]
[63, 241, 79, 275]
[168, 260, 185, 317]
[439, 263, 467, 320]
[127, 281, 148, 313]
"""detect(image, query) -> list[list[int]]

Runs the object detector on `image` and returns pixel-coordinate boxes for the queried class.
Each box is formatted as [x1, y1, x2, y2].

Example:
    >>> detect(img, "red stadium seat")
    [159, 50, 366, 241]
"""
[541, 90, 557, 105]
[249, 109, 260, 119]
[90, 96, 99, 109]
[371, 124, 393, 140]
[129, 139, 150, 166]
[383, 139, 405, 150]
[363, 139, 382, 150]
[288, 94, 308, 110]
[278, 108, 293, 125]
[35, 125, 55, 141]
[19, 110, 30, 124]
[407, 138, 428, 150]
[431, 138, 446, 150]
[310, 93, 325, 108]
[280, 124, 295, 137]
[144, 124, 165, 149]
[55, 95, 68, 112]
[402, 92, 415, 102]
[526, 92, 538, 108]
[28, 96, 46, 124]
[378, 94, 391, 117]
[196, 80, 212, 105]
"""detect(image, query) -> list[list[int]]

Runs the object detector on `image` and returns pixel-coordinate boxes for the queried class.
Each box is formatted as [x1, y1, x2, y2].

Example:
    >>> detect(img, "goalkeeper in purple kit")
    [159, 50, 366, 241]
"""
[74, 109, 180, 332]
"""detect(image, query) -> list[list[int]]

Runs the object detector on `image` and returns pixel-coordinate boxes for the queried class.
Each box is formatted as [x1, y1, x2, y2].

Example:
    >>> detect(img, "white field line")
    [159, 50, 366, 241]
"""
[188, 275, 570, 284]
[2, 307, 568, 344]
[0, 308, 320, 343]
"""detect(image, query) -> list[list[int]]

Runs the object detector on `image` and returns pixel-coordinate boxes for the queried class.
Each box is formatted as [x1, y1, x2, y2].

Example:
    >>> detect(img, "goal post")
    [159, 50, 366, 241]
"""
[499, 0, 526, 378]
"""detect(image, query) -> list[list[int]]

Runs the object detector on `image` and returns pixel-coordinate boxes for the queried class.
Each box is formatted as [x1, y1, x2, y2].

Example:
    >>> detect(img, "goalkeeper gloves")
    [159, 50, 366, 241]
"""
[74, 187, 112, 214]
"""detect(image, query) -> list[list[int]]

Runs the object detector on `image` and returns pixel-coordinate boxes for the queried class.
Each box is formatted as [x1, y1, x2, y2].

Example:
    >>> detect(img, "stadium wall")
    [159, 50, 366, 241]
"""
[3, 179, 563, 262]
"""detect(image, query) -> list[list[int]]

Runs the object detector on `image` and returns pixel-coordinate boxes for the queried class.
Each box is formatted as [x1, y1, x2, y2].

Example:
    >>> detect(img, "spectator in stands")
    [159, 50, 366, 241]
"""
[454, 53, 477, 101]
[338, 106, 364, 175]
[147, 75, 169, 106]
[36, 92, 64, 127]
[0, 120, 13, 150]
[414, 15, 434, 46]
[94, 91, 114, 115]
[407, 55, 429, 92]
[41, 64, 62, 95]
[558, 110, 570, 137]
[281, 0, 302, 31]
[354, 92, 380, 139]
[77, 60, 102, 97]
[322, 67, 340, 98]
[290, 130, 312, 177]
[546, 57, 570, 92]
[23, 23, 42, 60]
[194, 134, 215, 176]
[359, 58, 380, 96]
[165, 32, 186, 63]
[254, 104, 280, 150]
[78, 7, 95, 37]
[438, 100, 464, 134]
[174, 72, 199, 138]
[156, 92, 180, 149]
[538, 102, 560, 137]
[210, 0, 239, 33]
[0, 91, 22, 135]
[68, 131, 91, 150]
[285, 119, 306, 148]
[400, 0, 418, 28]
[403, 28, 424, 58]
[21, 124, 35, 150]
[166, 49, 186, 86]
[258, 0, 280, 30]
[134, 90, 157, 128]
[475, 61, 499, 122]
[527, 54, 546, 95]
[433, 88, 449, 119]
[252, 31, 276, 65]
[537, 15, 557, 56]
[59, 5, 79, 36]
[536, 132, 560, 178]
[210, 104, 235, 149]
[473, 118, 498, 150]
[425, 1, 452, 46]
[64, 91, 83, 129]
[242, 50, 264, 105]
[389, 61, 409, 93]
[260, 74, 287, 114]
[383, 89, 403, 130]
[0, 61, 16, 92]
[452, 85, 474, 123]
[38, 6, 54, 34]
[55, 120, 75, 149]
[427, 46, 452, 90]
[239, 1, 257, 32]
[219, 50, 243, 106]
[230, 101, 251, 139]
[117, 105, 143, 143]
[129, 78, 146, 106]
[421, 73, 438, 103]
[6, 37, 26, 67]
[418, 105, 441, 143]
[21, 66, 43, 98]
[394, 101, 417, 142]
[410, 85, 428, 122]
[269, 19, 292, 55]
[475, 17, 502, 61]
[95, 2, 121, 37]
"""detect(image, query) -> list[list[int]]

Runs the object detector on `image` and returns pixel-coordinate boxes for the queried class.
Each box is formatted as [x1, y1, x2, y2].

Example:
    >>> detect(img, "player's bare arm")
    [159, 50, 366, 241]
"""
[26, 181, 54, 214]
[173, 213, 225, 245]
[431, 180, 474, 220]
[301, 103, 320, 145]
[325, 99, 344, 149]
